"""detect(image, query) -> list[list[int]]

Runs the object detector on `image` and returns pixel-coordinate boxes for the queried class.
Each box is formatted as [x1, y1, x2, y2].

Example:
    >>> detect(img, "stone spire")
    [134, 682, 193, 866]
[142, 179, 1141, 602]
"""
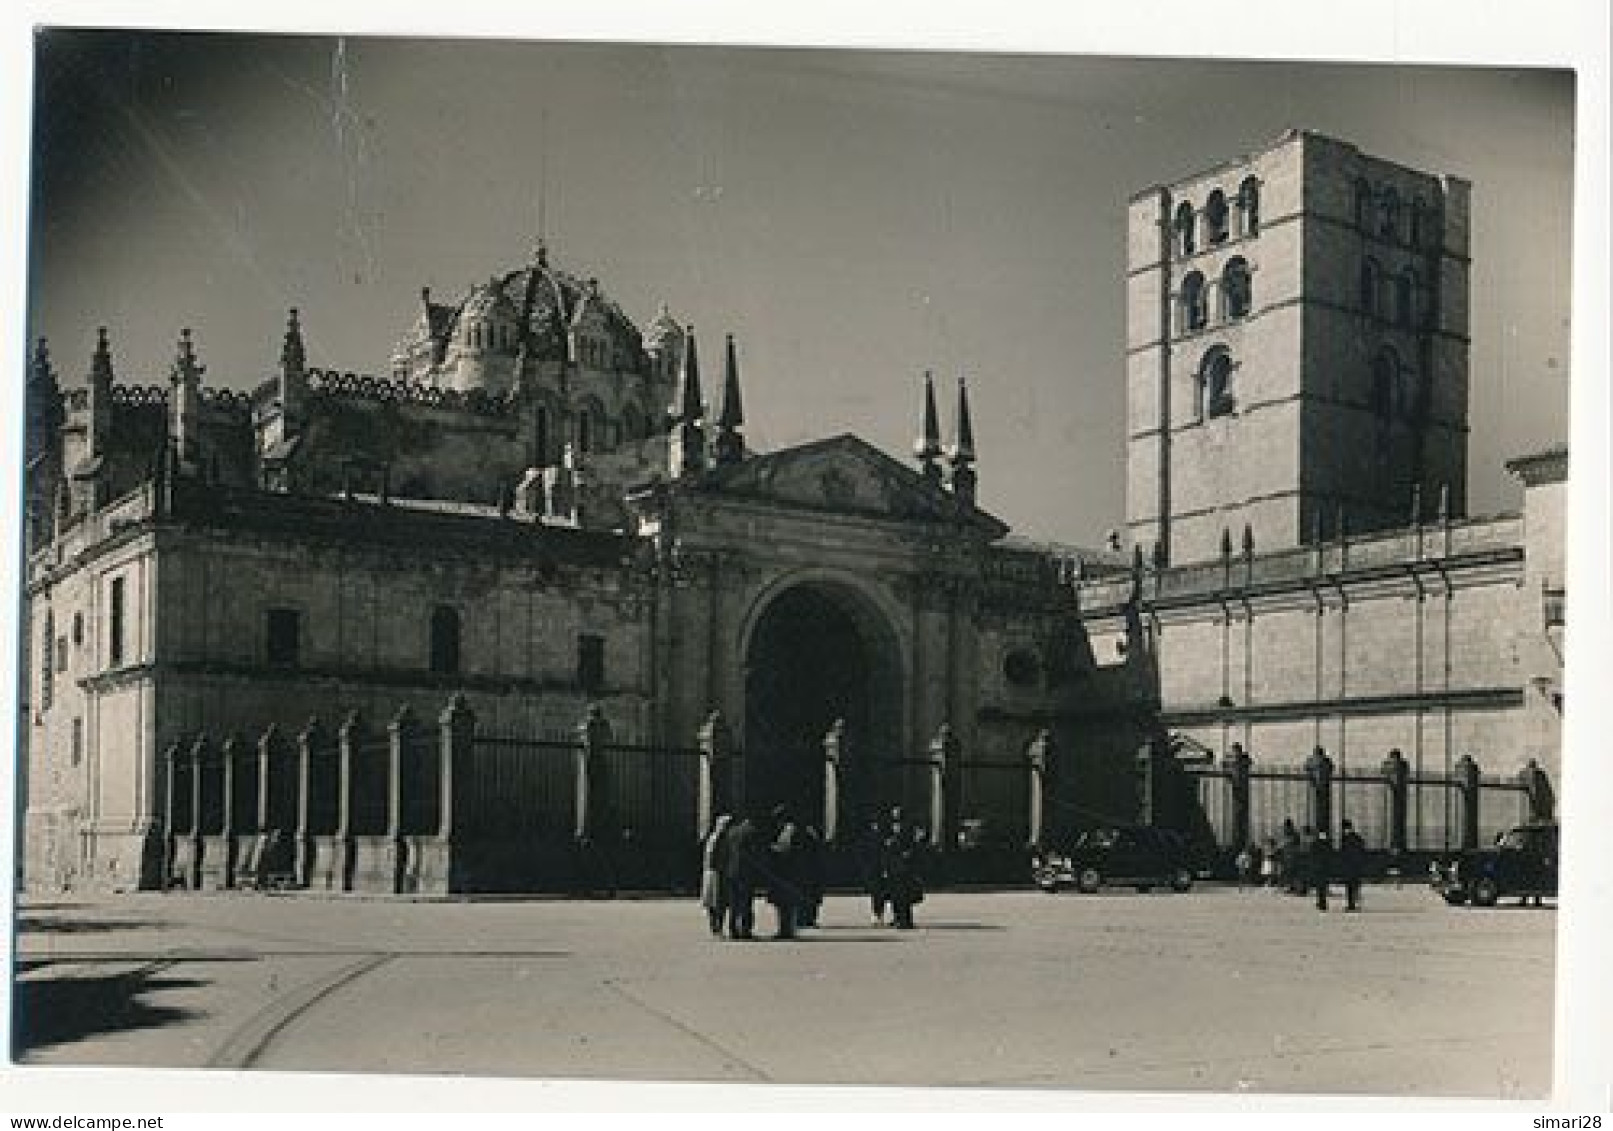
[712, 333, 746, 466]
[27, 336, 62, 464]
[85, 327, 115, 457]
[668, 325, 706, 479]
[914, 371, 942, 483]
[947, 375, 977, 507]
[170, 328, 206, 475]
[278, 307, 308, 426]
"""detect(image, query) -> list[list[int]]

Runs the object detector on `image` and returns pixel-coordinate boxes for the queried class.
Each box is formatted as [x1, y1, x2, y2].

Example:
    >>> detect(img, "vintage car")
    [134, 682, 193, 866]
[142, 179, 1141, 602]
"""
[1430, 823, 1558, 906]
[1032, 825, 1197, 894]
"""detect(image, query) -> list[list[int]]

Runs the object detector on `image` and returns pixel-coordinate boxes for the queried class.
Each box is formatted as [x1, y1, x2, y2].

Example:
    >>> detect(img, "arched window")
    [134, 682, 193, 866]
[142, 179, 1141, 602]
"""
[1180, 271, 1208, 333]
[429, 605, 461, 675]
[1394, 269, 1416, 327]
[1371, 348, 1399, 422]
[1359, 258, 1382, 317]
[1354, 179, 1374, 229]
[1199, 347, 1236, 419]
[1173, 201, 1196, 258]
[1204, 189, 1230, 245]
[1410, 196, 1429, 248]
[1222, 257, 1252, 320]
[577, 409, 592, 454]
[1237, 176, 1260, 237]
[1379, 187, 1400, 241]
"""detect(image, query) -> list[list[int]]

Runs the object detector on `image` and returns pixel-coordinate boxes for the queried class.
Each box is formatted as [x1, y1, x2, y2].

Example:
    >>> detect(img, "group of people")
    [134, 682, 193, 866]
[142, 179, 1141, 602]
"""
[698, 805, 928, 939]
[1234, 817, 1368, 911]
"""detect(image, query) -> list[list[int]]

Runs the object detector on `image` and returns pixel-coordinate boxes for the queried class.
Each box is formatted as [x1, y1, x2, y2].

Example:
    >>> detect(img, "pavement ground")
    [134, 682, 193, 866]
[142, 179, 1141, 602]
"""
[11, 883, 1555, 1099]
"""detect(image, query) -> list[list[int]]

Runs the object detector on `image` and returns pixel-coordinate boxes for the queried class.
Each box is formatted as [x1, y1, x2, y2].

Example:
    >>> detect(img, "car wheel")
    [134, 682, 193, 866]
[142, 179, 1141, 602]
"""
[1170, 868, 1193, 893]
[1075, 867, 1102, 894]
[1471, 878, 1500, 907]
[1442, 891, 1469, 906]
[1037, 880, 1062, 894]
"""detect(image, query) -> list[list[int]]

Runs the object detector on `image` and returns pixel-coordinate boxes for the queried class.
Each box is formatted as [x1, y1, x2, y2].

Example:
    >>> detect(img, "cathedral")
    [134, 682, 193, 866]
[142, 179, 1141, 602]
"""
[19, 129, 1564, 893]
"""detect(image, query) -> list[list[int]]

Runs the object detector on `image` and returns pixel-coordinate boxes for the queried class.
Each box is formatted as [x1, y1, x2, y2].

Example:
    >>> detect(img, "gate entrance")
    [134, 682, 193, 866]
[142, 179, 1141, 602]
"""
[742, 581, 902, 829]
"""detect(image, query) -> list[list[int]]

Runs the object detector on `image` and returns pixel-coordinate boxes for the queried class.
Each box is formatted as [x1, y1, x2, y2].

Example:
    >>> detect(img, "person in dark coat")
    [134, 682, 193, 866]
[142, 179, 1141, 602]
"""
[1338, 819, 1368, 912]
[795, 822, 826, 929]
[880, 807, 925, 930]
[860, 810, 893, 925]
[1279, 818, 1302, 895]
[1309, 829, 1334, 911]
[723, 815, 765, 940]
[1294, 823, 1318, 896]
[766, 806, 805, 940]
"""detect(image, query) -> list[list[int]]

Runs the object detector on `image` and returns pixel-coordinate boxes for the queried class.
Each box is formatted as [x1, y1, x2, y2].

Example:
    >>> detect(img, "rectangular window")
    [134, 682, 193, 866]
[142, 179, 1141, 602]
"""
[265, 608, 302, 667]
[56, 637, 68, 673]
[40, 612, 53, 710]
[577, 634, 605, 694]
[71, 718, 83, 767]
[109, 577, 126, 667]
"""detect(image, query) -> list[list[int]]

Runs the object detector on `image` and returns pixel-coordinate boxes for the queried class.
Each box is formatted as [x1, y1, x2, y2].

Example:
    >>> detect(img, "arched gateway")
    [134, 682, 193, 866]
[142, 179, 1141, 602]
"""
[740, 578, 903, 831]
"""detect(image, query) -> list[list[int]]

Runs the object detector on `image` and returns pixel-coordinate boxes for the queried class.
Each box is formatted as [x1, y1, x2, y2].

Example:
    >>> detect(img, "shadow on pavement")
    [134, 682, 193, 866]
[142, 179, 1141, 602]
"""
[12, 966, 205, 1057]
[17, 913, 171, 935]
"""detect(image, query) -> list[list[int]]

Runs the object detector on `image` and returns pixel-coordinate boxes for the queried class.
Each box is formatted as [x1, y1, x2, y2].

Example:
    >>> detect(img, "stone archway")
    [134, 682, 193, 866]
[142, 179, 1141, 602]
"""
[740, 580, 903, 830]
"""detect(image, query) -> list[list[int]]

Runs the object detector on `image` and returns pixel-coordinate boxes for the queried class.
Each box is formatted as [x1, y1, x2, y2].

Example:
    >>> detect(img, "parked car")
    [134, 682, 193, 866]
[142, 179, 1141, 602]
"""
[1430, 823, 1558, 907]
[1032, 825, 1196, 893]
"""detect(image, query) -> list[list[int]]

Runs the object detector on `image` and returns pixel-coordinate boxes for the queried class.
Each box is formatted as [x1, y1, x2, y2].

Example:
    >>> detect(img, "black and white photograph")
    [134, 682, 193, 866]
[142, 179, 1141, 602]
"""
[4, 2, 1609, 1116]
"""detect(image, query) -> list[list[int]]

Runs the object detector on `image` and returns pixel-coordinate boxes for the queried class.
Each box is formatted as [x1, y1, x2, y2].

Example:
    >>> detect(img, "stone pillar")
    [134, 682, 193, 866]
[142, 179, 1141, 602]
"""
[1025, 730, 1053, 849]
[162, 742, 182, 889]
[220, 734, 246, 889]
[186, 737, 206, 890]
[1454, 754, 1481, 851]
[1227, 742, 1252, 853]
[696, 710, 732, 840]
[438, 694, 474, 840]
[576, 704, 611, 842]
[337, 710, 365, 892]
[294, 718, 323, 889]
[926, 724, 958, 851]
[386, 705, 416, 894]
[823, 719, 847, 845]
[1304, 746, 1334, 836]
[1382, 748, 1410, 856]
[1520, 758, 1555, 824]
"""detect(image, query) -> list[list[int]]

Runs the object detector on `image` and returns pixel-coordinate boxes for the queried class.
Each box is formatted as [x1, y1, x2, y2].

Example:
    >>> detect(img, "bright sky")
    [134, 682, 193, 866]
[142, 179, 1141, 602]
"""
[27, 33, 1573, 545]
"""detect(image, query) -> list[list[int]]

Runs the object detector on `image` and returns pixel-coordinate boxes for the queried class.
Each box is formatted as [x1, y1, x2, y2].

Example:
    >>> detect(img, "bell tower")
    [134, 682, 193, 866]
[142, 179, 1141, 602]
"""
[1125, 130, 1471, 565]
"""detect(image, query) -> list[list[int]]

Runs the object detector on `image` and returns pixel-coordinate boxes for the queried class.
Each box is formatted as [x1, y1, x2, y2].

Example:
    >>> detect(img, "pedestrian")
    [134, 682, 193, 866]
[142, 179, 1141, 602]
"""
[1339, 819, 1367, 912]
[723, 813, 764, 940]
[1234, 842, 1256, 890]
[1259, 835, 1280, 889]
[861, 809, 893, 925]
[1279, 819, 1302, 894]
[880, 807, 925, 930]
[795, 822, 826, 929]
[766, 805, 805, 940]
[1310, 828, 1334, 911]
[698, 814, 734, 936]
[1293, 823, 1317, 896]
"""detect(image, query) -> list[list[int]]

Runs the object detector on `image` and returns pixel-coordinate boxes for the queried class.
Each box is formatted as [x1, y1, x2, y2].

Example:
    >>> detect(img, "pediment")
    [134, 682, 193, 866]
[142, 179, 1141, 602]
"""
[699, 434, 1008, 535]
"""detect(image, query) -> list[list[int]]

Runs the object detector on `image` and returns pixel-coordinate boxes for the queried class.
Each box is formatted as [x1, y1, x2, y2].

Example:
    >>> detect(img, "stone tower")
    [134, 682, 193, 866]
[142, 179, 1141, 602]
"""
[1125, 130, 1471, 565]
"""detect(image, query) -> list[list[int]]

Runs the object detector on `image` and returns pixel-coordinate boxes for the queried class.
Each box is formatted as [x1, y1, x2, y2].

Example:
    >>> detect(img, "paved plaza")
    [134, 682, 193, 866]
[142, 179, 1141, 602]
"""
[12, 884, 1554, 1099]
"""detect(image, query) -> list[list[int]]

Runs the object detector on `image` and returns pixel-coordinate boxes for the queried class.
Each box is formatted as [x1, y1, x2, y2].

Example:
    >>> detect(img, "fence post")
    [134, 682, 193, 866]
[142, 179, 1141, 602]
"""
[187, 736, 207, 890]
[221, 734, 246, 888]
[438, 694, 474, 840]
[1520, 758, 1555, 823]
[386, 705, 415, 894]
[1305, 746, 1334, 835]
[162, 741, 181, 889]
[1227, 742, 1252, 853]
[576, 704, 612, 842]
[337, 710, 364, 891]
[823, 719, 846, 845]
[927, 724, 957, 851]
[1382, 748, 1410, 856]
[295, 717, 323, 888]
[1455, 754, 1481, 850]
[696, 710, 732, 840]
[1025, 730, 1053, 849]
